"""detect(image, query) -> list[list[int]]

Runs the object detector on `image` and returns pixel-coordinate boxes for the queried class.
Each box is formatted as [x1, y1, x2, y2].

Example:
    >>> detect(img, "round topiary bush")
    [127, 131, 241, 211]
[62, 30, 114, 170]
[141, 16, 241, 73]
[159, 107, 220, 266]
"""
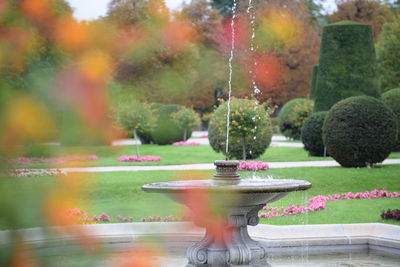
[279, 98, 314, 140]
[150, 104, 195, 145]
[208, 98, 273, 160]
[322, 96, 398, 167]
[382, 88, 400, 151]
[301, 111, 328, 157]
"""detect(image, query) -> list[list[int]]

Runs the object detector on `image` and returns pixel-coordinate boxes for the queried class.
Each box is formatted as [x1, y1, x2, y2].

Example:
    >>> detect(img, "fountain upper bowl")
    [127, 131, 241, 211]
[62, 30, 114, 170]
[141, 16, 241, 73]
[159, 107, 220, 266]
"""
[141, 178, 312, 194]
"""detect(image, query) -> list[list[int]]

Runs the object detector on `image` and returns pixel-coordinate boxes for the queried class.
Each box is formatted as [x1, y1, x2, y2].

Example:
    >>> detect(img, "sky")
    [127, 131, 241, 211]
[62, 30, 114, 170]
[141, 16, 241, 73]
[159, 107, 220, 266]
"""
[66, 0, 338, 21]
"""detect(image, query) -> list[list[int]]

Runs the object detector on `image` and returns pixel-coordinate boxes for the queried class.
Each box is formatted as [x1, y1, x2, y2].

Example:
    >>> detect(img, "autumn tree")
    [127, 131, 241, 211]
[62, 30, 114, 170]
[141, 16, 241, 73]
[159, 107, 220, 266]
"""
[180, 0, 225, 49]
[329, 0, 393, 40]
[238, 0, 320, 106]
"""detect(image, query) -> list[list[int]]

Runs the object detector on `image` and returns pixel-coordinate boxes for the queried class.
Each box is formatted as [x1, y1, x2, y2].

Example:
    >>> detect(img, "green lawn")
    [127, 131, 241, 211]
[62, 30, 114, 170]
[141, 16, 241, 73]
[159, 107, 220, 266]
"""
[13, 144, 400, 168]
[3, 165, 400, 229]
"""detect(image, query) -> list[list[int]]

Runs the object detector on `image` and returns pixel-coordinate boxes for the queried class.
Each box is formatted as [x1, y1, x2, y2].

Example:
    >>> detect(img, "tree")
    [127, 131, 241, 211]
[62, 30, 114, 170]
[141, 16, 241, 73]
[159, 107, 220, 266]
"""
[377, 17, 400, 91]
[107, 0, 169, 25]
[329, 0, 393, 40]
[171, 107, 200, 140]
[180, 0, 225, 49]
[304, 0, 326, 23]
[117, 102, 154, 156]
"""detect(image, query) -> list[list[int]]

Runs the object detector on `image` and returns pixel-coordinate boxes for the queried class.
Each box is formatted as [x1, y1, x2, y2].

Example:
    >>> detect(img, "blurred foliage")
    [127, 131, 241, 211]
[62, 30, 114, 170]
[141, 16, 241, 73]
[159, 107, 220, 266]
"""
[238, 0, 320, 106]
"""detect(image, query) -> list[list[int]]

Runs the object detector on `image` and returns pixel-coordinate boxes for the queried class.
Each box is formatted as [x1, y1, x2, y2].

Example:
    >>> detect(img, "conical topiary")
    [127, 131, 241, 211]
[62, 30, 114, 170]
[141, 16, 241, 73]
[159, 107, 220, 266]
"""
[314, 21, 380, 112]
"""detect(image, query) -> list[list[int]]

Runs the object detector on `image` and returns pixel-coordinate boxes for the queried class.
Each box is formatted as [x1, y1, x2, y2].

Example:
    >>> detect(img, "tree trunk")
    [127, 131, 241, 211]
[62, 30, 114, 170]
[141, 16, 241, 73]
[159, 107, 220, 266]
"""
[242, 137, 246, 161]
[134, 129, 140, 157]
[184, 129, 187, 141]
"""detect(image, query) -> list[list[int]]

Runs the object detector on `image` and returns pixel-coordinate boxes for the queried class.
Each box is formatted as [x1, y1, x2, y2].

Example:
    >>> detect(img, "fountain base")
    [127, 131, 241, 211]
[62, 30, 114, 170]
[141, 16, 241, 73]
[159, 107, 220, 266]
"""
[186, 204, 270, 267]
[142, 160, 311, 266]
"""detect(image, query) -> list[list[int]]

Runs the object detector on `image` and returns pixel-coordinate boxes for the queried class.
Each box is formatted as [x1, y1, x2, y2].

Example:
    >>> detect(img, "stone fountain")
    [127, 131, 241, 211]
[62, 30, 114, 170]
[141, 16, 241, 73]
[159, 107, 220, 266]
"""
[142, 160, 311, 266]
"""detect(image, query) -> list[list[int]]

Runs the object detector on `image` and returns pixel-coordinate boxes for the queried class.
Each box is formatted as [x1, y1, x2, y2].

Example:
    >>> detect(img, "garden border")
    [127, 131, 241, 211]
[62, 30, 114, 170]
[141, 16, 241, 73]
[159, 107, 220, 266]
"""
[1, 222, 399, 256]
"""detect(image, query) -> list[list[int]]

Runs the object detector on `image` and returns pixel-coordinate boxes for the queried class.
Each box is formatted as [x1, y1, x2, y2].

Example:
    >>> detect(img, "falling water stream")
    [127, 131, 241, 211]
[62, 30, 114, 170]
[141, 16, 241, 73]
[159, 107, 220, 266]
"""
[226, 0, 261, 160]
[225, 0, 238, 159]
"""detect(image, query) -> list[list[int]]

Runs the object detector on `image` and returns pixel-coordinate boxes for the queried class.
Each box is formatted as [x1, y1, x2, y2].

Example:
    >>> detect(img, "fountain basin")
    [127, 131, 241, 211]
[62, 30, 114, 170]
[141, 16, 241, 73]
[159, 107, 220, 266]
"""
[141, 160, 312, 266]
[142, 178, 311, 207]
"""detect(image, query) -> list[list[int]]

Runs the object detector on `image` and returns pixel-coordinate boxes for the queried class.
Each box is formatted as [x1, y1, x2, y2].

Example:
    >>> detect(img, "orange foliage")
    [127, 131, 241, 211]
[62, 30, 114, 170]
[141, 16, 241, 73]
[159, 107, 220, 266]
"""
[21, 0, 52, 22]
[252, 53, 286, 91]
[162, 20, 197, 51]
[53, 16, 91, 53]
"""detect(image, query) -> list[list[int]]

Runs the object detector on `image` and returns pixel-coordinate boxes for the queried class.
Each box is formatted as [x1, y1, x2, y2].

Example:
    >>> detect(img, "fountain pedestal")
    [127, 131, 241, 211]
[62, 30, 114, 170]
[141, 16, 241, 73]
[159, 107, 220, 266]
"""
[186, 203, 268, 267]
[142, 160, 311, 266]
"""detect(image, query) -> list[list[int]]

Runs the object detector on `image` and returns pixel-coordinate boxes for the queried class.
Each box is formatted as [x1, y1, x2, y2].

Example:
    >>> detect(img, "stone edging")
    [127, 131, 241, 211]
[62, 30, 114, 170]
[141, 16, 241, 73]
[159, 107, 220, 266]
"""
[0, 222, 399, 255]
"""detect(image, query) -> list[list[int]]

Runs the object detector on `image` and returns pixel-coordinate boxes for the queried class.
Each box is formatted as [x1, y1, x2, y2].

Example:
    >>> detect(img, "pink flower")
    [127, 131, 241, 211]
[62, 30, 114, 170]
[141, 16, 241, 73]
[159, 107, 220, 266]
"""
[172, 141, 200, 146]
[258, 189, 400, 219]
[238, 161, 269, 171]
[117, 155, 161, 162]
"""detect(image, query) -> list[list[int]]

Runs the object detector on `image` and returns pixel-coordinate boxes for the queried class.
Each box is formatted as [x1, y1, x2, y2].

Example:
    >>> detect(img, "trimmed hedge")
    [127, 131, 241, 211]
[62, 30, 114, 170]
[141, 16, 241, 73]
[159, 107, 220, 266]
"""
[322, 96, 398, 167]
[314, 21, 380, 112]
[382, 88, 400, 151]
[301, 111, 328, 156]
[208, 98, 273, 160]
[279, 98, 314, 140]
[309, 64, 319, 100]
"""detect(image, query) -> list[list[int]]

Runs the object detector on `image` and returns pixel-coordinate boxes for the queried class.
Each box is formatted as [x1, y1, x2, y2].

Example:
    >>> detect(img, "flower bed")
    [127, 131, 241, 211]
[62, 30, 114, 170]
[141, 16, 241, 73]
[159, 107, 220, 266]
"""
[10, 155, 98, 165]
[172, 141, 200, 146]
[9, 168, 67, 177]
[117, 155, 161, 162]
[381, 209, 400, 221]
[238, 161, 269, 171]
[259, 189, 400, 218]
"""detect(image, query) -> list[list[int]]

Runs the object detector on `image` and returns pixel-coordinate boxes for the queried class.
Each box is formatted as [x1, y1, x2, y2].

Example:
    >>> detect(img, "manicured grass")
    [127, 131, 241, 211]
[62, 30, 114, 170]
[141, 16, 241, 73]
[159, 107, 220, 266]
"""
[3, 165, 400, 229]
[13, 144, 400, 169]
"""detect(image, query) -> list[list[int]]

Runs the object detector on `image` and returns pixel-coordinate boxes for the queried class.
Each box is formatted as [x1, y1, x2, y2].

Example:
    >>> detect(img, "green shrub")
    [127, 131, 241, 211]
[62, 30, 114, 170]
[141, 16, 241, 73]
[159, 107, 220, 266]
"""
[301, 111, 328, 157]
[309, 64, 319, 100]
[208, 98, 273, 160]
[171, 107, 200, 140]
[322, 96, 398, 167]
[314, 21, 380, 112]
[377, 18, 400, 92]
[150, 104, 193, 145]
[279, 98, 314, 140]
[382, 88, 400, 151]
